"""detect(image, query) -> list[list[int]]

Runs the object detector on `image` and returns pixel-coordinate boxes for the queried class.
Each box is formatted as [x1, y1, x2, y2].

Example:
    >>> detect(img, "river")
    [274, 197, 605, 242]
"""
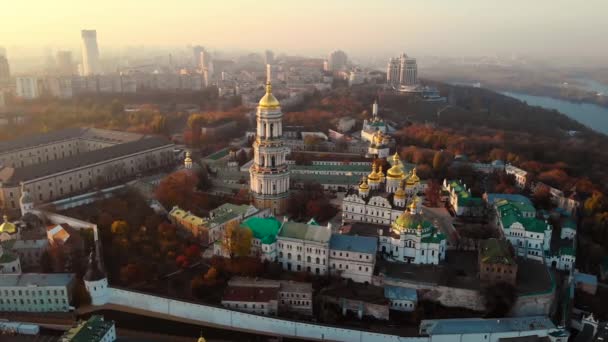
[501, 91, 608, 135]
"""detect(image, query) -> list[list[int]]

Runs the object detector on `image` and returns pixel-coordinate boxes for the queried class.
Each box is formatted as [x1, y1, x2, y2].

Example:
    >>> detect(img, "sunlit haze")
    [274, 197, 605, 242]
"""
[3, 0, 608, 60]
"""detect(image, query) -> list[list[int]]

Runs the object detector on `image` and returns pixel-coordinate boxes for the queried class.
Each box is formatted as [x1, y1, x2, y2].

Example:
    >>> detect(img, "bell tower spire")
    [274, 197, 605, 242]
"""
[249, 62, 290, 215]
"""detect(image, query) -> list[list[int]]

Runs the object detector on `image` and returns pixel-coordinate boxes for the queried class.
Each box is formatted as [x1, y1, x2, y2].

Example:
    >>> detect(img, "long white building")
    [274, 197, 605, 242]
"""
[0, 273, 75, 312]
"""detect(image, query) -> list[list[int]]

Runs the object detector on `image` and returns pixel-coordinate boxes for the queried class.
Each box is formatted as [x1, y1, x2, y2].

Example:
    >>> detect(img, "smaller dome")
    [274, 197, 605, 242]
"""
[391, 152, 401, 165]
[359, 178, 369, 190]
[406, 168, 420, 185]
[198, 338, 206, 342]
[394, 187, 406, 199]
[368, 163, 381, 183]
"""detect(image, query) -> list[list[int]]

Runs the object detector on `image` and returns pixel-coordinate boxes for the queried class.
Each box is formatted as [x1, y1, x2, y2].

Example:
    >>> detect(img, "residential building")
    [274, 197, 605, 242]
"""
[277, 220, 331, 275]
[419, 316, 569, 342]
[384, 285, 417, 312]
[169, 207, 207, 242]
[221, 285, 279, 316]
[506, 164, 528, 189]
[207, 203, 264, 244]
[326, 50, 348, 72]
[494, 199, 552, 261]
[60, 315, 116, 342]
[443, 179, 484, 217]
[379, 200, 447, 265]
[478, 238, 518, 286]
[0, 55, 10, 86]
[228, 277, 313, 317]
[387, 53, 419, 90]
[0, 273, 75, 312]
[56, 51, 74, 76]
[0, 128, 176, 213]
[249, 70, 290, 215]
[15, 77, 40, 99]
[329, 234, 377, 283]
[81, 30, 101, 76]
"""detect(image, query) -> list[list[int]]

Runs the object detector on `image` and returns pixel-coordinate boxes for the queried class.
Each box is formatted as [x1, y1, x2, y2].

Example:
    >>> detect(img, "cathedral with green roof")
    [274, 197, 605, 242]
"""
[378, 198, 446, 265]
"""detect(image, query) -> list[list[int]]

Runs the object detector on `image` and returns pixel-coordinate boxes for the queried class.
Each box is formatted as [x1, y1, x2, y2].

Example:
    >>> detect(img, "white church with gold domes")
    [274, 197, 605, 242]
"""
[249, 68, 290, 215]
[378, 199, 446, 265]
[342, 152, 426, 226]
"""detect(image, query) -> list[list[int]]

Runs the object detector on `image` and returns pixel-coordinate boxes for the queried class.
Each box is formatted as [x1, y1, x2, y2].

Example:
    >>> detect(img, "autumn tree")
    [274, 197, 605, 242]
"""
[155, 170, 199, 210]
[111, 220, 129, 235]
[222, 221, 253, 257]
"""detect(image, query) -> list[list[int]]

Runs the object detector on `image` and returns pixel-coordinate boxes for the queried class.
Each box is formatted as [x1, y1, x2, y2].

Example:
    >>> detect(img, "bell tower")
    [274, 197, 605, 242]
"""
[249, 65, 290, 215]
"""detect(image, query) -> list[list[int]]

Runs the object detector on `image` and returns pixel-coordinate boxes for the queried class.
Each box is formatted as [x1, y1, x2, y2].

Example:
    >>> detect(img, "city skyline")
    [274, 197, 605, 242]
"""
[2, 0, 608, 61]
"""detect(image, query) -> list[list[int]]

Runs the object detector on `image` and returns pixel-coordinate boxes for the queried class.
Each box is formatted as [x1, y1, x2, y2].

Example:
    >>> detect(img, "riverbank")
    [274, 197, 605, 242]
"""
[501, 91, 608, 135]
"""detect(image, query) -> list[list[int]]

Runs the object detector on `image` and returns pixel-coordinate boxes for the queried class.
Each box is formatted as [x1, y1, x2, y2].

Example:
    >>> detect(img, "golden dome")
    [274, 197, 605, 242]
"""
[406, 168, 420, 185]
[368, 163, 381, 183]
[258, 82, 280, 108]
[359, 178, 370, 190]
[387, 164, 405, 180]
[197, 338, 206, 342]
[391, 152, 401, 165]
[0, 215, 16, 234]
[184, 151, 192, 163]
[394, 186, 406, 199]
[372, 130, 386, 146]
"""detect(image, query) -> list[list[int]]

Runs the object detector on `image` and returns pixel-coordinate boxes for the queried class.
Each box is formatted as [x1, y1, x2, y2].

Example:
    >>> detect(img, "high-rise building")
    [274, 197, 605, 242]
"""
[386, 53, 418, 89]
[0, 55, 10, 86]
[81, 29, 101, 75]
[265, 50, 275, 65]
[326, 50, 348, 72]
[200, 49, 212, 70]
[56, 50, 74, 75]
[192, 45, 204, 67]
[249, 65, 290, 215]
[0, 47, 6, 57]
[15, 77, 40, 99]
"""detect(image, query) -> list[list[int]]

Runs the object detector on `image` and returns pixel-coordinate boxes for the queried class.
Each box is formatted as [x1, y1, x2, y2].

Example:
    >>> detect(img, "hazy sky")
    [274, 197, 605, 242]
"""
[2, 0, 608, 59]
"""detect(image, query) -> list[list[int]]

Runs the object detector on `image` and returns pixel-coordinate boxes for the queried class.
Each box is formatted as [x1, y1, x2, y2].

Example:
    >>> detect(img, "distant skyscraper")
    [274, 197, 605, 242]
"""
[15, 77, 40, 99]
[192, 45, 204, 67]
[81, 30, 101, 75]
[0, 55, 10, 86]
[199, 49, 211, 70]
[265, 50, 274, 65]
[56, 51, 74, 76]
[326, 50, 348, 72]
[386, 53, 418, 89]
[0, 47, 6, 58]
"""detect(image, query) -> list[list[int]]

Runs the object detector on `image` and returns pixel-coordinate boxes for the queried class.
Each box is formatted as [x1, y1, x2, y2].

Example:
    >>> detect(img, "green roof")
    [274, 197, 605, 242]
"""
[279, 221, 331, 243]
[520, 217, 547, 233]
[448, 180, 482, 207]
[480, 238, 515, 265]
[421, 231, 446, 244]
[61, 315, 114, 342]
[497, 199, 546, 233]
[241, 217, 281, 244]
[560, 246, 575, 256]
[0, 251, 18, 263]
[290, 163, 371, 173]
[562, 218, 577, 230]
[205, 147, 230, 161]
[208, 203, 253, 226]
